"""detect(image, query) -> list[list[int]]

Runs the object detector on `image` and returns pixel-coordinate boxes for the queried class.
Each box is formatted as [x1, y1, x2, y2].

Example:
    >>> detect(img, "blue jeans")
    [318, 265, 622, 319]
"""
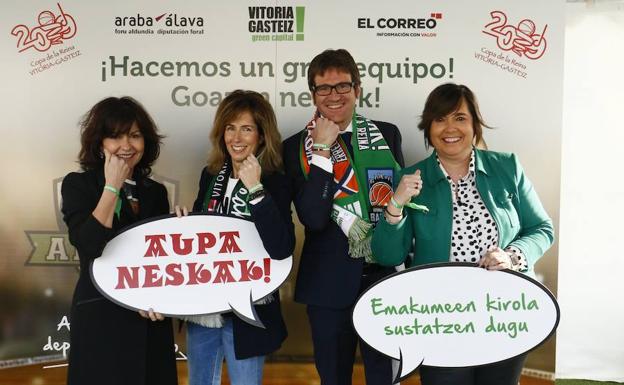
[186, 318, 265, 385]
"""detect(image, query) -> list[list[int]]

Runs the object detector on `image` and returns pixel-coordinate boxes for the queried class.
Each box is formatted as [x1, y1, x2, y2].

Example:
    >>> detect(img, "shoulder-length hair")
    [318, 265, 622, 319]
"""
[418, 83, 490, 149]
[206, 90, 283, 175]
[78, 96, 163, 177]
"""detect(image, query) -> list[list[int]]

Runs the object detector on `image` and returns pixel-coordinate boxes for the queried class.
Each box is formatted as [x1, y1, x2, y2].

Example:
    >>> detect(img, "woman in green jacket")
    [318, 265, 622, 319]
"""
[371, 83, 554, 385]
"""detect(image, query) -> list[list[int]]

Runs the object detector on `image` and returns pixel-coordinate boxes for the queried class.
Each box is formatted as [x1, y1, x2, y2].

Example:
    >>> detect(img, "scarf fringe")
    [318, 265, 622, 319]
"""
[347, 217, 375, 262]
[181, 294, 275, 328]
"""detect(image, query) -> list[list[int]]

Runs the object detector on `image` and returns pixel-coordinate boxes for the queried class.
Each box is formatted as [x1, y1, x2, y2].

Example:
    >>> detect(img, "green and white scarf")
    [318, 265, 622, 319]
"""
[299, 111, 401, 261]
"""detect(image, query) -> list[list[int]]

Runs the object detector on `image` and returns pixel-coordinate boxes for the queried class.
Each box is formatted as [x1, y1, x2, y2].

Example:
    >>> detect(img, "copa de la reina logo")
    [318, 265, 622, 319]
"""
[474, 10, 548, 79]
[9, 2, 81, 76]
[114, 12, 205, 35]
[248, 6, 305, 42]
[10, 2, 76, 53]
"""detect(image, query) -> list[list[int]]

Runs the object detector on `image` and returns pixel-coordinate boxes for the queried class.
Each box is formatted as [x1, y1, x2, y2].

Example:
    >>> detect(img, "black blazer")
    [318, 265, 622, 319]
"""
[283, 121, 404, 309]
[192, 167, 293, 359]
[61, 169, 177, 385]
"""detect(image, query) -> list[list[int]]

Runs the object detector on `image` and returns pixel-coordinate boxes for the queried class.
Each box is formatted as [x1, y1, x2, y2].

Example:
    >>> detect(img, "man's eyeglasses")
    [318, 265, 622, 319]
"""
[312, 82, 355, 96]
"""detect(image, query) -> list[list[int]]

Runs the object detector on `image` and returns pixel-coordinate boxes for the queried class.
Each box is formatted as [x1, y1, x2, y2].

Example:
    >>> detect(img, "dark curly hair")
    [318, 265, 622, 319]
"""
[78, 96, 164, 177]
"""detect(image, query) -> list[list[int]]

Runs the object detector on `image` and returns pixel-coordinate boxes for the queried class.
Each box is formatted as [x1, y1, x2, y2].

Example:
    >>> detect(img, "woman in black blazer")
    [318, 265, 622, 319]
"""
[61, 97, 177, 385]
[183, 90, 294, 385]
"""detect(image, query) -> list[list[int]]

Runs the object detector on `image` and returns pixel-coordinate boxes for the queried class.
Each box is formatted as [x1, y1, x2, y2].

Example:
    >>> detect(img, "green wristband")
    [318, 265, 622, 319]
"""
[390, 196, 404, 209]
[248, 183, 264, 194]
[104, 185, 120, 195]
[405, 201, 429, 213]
[312, 143, 331, 150]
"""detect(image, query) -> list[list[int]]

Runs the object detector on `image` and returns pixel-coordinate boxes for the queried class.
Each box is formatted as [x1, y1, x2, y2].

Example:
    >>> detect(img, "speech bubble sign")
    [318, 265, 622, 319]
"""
[91, 213, 292, 328]
[352, 263, 559, 383]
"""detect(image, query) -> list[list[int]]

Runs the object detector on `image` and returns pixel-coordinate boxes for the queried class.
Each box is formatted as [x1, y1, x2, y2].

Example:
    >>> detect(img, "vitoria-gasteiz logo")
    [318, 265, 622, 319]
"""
[248, 6, 305, 42]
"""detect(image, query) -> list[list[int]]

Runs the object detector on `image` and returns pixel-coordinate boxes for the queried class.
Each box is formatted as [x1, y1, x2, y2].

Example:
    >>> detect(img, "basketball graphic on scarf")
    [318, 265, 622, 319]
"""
[369, 182, 393, 207]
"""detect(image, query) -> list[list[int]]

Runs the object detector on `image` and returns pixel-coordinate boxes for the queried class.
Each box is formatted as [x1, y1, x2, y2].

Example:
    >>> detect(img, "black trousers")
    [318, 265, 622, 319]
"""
[306, 269, 395, 385]
[419, 354, 527, 385]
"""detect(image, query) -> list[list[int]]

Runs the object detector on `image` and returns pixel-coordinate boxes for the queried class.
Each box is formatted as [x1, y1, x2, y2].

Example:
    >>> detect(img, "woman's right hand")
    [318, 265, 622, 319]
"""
[103, 148, 130, 190]
[393, 169, 423, 206]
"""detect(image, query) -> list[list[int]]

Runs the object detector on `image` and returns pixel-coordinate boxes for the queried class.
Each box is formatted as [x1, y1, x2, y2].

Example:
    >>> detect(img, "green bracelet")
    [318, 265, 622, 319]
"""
[405, 201, 430, 213]
[390, 196, 404, 209]
[312, 143, 331, 150]
[392, 195, 429, 213]
[104, 185, 120, 195]
[248, 183, 264, 194]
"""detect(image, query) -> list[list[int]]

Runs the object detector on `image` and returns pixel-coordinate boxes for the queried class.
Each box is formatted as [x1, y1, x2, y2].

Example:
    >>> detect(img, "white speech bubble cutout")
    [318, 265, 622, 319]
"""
[91, 213, 293, 328]
[352, 263, 559, 383]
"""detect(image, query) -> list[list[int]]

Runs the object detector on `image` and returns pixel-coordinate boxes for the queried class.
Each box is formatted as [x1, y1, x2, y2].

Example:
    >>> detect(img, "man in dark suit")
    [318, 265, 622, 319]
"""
[282, 49, 404, 385]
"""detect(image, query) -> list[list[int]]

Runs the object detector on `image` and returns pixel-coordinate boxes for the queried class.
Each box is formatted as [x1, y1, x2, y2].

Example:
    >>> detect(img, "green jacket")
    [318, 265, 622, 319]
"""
[371, 149, 554, 277]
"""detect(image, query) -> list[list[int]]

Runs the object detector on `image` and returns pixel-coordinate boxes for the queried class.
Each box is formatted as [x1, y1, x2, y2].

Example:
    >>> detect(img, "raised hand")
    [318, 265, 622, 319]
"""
[310, 116, 340, 147]
[103, 148, 130, 190]
[393, 170, 423, 206]
[238, 154, 262, 190]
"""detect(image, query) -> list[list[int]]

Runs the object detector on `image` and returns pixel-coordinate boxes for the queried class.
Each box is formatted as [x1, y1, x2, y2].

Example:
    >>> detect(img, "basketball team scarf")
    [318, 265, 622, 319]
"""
[299, 110, 401, 261]
[203, 159, 250, 218]
[183, 158, 271, 329]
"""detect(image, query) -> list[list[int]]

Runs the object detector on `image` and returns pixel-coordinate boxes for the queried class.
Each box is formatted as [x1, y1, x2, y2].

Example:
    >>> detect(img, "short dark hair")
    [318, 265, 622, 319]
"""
[206, 90, 283, 175]
[78, 96, 163, 177]
[307, 49, 361, 92]
[418, 83, 490, 148]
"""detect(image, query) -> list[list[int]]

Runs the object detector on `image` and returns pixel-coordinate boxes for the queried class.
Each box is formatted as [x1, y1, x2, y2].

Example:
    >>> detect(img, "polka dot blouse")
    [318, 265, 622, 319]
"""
[438, 151, 527, 271]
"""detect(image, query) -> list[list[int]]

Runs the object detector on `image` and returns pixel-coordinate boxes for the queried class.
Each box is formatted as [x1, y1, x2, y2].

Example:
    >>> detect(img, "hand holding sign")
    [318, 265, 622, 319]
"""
[91, 214, 293, 328]
[479, 246, 512, 270]
[352, 263, 559, 383]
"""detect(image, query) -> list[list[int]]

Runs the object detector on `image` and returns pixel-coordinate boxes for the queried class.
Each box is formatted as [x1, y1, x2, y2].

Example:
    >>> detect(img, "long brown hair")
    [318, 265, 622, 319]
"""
[206, 90, 283, 174]
[78, 96, 163, 177]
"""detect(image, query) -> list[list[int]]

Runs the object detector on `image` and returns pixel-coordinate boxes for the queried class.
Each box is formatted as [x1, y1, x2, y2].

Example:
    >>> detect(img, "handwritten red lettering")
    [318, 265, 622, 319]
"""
[171, 234, 193, 255]
[143, 264, 163, 287]
[239, 260, 263, 282]
[196, 232, 216, 254]
[219, 231, 242, 253]
[213, 261, 236, 283]
[164, 264, 184, 286]
[115, 266, 140, 289]
[114, 259, 272, 289]
[144, 234, 168, 257]
[187, 263, 212, 285]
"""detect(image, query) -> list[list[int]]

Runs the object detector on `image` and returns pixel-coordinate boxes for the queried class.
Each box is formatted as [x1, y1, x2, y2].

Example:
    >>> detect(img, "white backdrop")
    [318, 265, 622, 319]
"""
[556, 2, 624, 382]
[1, 0, 564, 375]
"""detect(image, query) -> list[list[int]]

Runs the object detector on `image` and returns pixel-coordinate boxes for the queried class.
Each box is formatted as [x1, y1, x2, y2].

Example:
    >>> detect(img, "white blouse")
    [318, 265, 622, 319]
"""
[438, 152, 527, 271]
